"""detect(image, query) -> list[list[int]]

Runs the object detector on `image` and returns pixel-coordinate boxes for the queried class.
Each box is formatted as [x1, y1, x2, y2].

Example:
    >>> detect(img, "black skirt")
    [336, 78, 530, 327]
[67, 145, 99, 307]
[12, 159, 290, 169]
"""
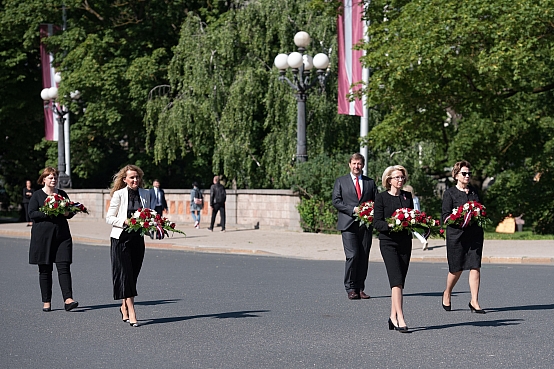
[110, 230, 145, 300]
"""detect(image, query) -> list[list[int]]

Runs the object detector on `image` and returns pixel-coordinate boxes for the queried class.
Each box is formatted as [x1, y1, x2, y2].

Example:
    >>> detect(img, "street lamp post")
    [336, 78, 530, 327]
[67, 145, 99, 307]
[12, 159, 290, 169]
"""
[40, 73, 80, 188]
[274, 31, 330, 163]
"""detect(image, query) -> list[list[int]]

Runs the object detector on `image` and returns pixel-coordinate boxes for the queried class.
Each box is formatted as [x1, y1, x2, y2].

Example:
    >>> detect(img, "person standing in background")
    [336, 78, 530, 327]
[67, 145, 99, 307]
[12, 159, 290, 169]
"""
[208, 176, 226, 232]
[190, 182, 203, 229]
[403, 185, 428, 250]
[22, 180, 34, 226]
[149, 179, 168, 215]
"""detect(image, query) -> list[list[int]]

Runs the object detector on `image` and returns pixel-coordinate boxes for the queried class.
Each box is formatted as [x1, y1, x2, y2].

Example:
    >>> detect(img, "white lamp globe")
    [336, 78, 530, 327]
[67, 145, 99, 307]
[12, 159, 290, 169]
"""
[287, 52, 304, 69]
[274, 53, 289, 70]
[303, 55, 314, 70]
[313, 53, 330, 70]
[54, 72, 62, 84]
[40, 88, 51, 101]
[294, 31, 311, 48]
[48, 86, 59, 100]
[70, 90, 81, 100]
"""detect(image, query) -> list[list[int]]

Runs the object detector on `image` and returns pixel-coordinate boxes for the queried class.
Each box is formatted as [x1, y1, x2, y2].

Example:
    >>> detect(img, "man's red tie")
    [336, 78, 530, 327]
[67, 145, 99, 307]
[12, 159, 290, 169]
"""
[355, 177, 362, 200]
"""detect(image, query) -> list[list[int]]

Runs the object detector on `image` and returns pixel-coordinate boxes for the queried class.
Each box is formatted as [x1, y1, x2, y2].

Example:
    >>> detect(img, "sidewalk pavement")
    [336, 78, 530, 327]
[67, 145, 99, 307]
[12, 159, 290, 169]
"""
[1, 220, 553, 265]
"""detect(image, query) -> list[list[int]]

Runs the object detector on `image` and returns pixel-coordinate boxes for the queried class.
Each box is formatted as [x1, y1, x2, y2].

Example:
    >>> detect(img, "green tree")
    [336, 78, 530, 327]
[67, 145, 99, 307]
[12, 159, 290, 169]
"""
[359, 0, 554, 232]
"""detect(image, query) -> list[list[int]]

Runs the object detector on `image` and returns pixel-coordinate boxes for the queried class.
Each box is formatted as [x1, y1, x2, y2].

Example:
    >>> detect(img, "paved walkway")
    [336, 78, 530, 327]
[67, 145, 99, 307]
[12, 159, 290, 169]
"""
[1, 219, 553, 265]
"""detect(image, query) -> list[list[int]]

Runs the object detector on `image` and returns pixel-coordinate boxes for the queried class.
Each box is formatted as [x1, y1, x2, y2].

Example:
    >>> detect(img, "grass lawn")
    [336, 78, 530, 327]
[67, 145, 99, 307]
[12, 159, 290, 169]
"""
[484, 227, 554, 240]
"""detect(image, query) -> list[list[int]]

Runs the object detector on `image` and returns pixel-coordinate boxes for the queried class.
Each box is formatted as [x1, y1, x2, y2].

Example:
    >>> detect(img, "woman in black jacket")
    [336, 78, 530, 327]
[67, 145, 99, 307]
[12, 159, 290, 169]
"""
[373, 165, 413, 333]
[28, 167, 78, 312]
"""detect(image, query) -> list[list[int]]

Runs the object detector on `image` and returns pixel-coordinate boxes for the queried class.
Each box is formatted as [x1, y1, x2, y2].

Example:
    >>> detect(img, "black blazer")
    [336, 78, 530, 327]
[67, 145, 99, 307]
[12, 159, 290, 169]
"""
[28, 189, 74, 264]
[332, 174, 378, 231]
[149, 187, 168, 210]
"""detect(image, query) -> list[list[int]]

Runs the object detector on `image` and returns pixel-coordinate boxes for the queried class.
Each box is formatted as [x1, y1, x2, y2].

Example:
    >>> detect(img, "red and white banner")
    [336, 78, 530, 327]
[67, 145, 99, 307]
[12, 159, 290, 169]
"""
[40, 24, 59, 141]
[337, 0, 365, 116]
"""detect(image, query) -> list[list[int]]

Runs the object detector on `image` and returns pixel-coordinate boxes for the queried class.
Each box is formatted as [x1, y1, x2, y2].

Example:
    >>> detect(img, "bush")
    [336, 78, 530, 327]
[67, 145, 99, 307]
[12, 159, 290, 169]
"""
[296, 196, 338, 233]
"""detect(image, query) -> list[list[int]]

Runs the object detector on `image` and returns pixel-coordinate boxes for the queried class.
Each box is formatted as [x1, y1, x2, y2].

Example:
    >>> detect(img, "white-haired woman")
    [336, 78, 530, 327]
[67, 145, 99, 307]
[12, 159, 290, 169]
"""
[373, 165, 413, 333]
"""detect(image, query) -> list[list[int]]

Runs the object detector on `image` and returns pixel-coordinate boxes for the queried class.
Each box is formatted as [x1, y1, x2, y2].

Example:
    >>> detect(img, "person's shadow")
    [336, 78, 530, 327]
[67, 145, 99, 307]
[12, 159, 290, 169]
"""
[75, 299, 181, 312]
[139, 309, 270, 326]
[409, 318, 524, 332]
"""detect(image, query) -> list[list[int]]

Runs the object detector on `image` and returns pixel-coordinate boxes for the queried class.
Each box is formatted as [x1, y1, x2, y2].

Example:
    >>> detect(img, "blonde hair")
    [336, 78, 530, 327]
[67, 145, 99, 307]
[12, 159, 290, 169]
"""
[37, 167, 59, 185]
[381, 165, 409, 190]
[110, 164, 144, 196]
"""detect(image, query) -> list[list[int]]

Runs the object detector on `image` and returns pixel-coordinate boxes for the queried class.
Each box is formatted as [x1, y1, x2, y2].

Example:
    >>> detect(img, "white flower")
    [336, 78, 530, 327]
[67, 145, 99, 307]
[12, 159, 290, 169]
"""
[463, 203, 470, 210]
[411, 219, 416, 224]
[396, 219, 401, 225]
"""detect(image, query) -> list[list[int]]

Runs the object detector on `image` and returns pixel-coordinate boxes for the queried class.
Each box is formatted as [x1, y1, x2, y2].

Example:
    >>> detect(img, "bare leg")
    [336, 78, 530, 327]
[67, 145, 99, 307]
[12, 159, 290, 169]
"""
[469, 268, 482, 309]
[390, 286, 406, 327]
[120, 299, 129, 321]
[443, 271, 462, 306]
[126, 297, 137, 324]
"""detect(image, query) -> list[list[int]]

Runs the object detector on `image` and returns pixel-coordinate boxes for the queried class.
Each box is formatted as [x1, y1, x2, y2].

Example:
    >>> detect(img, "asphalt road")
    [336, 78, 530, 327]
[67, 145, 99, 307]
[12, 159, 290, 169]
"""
[1, 236, 553, 368]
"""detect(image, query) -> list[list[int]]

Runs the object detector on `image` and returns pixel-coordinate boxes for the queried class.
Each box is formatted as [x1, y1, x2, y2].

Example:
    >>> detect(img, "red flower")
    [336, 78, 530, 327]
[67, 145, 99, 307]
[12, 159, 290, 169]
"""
[440, 229, 445, 235]
[140, 212, 147, 219]
[397, 213, 405, 221]
[401, 221, 409, 227]
[53, 203, 59, 209]
[130, 218, 136, 225]
[170, 223, 176, 229]
[143, 221, 150, 228]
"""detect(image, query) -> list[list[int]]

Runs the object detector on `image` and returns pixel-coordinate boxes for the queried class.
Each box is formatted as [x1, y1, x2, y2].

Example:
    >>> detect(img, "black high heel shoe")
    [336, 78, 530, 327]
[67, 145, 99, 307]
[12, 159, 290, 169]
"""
[468, 302, 486, 314]
[388, 318, 409, 333]
[120, 307, 130, 323]
[129, 321, 139, 327]
[442, 291, 452, 311]
[64, 301, 78, 311]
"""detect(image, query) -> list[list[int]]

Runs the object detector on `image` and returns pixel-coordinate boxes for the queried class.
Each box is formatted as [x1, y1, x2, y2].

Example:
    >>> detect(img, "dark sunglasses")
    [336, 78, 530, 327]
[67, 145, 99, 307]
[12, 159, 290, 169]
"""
[460, 172, 472, 177]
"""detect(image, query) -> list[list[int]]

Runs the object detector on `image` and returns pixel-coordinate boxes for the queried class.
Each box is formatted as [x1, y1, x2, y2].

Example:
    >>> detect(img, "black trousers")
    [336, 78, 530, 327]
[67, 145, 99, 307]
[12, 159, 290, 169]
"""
[38, 262, 73, 302]
[210, 203, 226, 230]
[342, 223, 373, 292]
[23, 203, 31, 222]
[154, 205, 164, 215]
[111, 232, 145, 300]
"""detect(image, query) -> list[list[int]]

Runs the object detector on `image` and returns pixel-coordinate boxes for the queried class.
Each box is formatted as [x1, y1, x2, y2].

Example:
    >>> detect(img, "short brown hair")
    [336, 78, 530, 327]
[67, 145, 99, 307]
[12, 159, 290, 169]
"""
[381, 165, 409, 190]
[37, 167, 58, 185]
[452, 160, 471, 180]
[349, 153, 365, 166]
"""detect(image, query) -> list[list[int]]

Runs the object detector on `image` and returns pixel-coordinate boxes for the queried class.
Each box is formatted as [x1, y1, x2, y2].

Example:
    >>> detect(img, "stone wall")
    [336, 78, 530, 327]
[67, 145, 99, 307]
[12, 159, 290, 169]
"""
[64, 189, 302, 231]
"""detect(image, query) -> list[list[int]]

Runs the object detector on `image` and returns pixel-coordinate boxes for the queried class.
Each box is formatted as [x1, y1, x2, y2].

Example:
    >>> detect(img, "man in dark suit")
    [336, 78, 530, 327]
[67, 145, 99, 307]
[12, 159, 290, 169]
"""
[149, 179, 168, 215]
[332, 153, 378, 300]
[208, 176, 226, 232]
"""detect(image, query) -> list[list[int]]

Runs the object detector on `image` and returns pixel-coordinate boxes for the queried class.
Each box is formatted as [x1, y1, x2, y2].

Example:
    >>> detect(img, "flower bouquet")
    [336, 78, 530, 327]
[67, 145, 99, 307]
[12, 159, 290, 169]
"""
[40, 193, 89, 217]
[387, 208, 444, 239]
[444, 201, 491, 228]
[355, 201, 375, 228]
[126, 208, 186, 238]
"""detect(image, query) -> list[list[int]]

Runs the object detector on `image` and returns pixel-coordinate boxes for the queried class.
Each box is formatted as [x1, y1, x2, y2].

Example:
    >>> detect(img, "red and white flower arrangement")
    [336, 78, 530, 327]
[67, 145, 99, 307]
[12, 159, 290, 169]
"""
[126, 208, 186, 238]
[40, 193, 89, 217]
[387, 208, 444, 238]
[444, 201, 491, 228]
[355, 201, 375, 228]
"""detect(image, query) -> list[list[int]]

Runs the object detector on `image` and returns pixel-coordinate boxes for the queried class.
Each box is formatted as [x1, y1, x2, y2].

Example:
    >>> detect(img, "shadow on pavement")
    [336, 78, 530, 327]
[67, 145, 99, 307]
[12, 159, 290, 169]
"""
[410, 318, 524, 332]
[485, 303, 554, 312]
[76, 299, 181, 312]
[140, 309, 270, 326]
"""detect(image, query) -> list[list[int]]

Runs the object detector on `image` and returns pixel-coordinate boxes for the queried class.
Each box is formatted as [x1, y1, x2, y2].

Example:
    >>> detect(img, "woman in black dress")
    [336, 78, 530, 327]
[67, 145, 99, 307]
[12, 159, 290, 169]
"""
[373, 165, 413, 333]
[441, 160, 486, 314]
[28, 167, 79, 312]
[22, 180, 34, 226]
[106, 165, 151, 327]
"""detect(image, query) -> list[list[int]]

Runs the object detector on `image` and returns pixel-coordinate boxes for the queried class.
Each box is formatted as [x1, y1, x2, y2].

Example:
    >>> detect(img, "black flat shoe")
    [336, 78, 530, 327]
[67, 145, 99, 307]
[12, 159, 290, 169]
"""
[42, 307, 51, 312]
[120, 307, 130, 323]
[442, 291, 452, 311]
[64, 301, 79, 311]
[468, 302, 486, 314]
[129, 321, 139, 327]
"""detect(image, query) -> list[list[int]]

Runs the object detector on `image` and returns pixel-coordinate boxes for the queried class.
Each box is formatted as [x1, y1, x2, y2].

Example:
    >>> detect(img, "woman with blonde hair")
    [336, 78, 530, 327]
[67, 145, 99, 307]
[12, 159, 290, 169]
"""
[106, 164, 151, 327]
[373, 165, 413, 332]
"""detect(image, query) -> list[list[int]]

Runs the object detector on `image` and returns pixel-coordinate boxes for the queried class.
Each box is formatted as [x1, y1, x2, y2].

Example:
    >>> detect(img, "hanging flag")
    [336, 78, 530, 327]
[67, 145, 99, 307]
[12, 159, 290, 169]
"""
[40, 24, 60, 141]
[337, 0, 365, 116]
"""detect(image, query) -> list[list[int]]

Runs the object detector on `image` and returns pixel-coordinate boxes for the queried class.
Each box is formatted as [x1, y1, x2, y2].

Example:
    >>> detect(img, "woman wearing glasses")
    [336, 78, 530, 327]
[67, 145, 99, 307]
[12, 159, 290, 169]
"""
[373, 165, 413, 332]
[441, 160, 486, 314]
